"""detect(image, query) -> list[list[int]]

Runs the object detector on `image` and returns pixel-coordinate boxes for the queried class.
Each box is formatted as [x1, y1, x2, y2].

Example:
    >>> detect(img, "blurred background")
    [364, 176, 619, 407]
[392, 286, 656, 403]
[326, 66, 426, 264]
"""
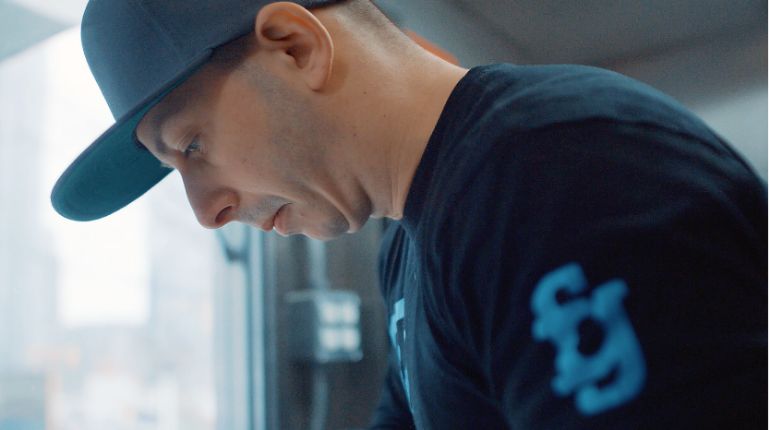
[0, 0, 766, 429]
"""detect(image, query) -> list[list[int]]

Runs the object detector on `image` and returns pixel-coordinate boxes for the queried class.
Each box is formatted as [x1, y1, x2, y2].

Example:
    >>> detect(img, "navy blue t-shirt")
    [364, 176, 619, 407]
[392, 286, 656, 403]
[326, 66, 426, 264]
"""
[369, 64, 767, 429]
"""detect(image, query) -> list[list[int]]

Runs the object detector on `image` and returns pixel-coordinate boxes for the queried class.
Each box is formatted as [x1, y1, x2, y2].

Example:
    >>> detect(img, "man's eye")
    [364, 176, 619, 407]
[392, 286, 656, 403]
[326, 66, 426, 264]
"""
[184, 137, 202, 157]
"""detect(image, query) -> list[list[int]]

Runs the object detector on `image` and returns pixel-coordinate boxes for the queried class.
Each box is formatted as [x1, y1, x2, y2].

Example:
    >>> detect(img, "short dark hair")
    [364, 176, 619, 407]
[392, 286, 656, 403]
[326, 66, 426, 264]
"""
[209, 31, 255, 71]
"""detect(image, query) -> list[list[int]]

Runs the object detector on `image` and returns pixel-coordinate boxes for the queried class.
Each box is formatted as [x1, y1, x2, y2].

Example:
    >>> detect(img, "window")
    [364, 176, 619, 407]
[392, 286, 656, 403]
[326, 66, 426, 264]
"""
[0, 28, 224, 430]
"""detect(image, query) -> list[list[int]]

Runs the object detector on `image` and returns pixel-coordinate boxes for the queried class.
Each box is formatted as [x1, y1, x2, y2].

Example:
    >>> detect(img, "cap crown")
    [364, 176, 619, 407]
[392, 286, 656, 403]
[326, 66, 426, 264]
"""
[81, 0, 338, 119]
[51, 0, 340, 222]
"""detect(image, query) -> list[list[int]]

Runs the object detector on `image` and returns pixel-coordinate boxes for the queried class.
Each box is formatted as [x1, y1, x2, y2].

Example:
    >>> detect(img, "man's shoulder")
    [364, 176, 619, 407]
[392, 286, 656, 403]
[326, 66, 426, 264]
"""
[469, 63, 716, 140]
[430, 63, 717, 197]
[423, 64, 737, 222]
[402, 63, 759, 261]
[426, 117, 759, 258]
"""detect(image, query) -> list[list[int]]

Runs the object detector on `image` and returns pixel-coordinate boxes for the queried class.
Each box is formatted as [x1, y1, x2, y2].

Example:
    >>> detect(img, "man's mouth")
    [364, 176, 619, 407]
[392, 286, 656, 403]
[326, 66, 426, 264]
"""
[272, 203, 291, 235]
[259, 205, 284, 232]
[259, 203, 289, 233]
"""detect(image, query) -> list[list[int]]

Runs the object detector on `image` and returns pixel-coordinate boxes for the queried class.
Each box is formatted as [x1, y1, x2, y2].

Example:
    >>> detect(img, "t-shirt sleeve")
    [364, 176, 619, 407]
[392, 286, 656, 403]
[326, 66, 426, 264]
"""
[368, 349, 416, 430]
[434, 119, 767, 427]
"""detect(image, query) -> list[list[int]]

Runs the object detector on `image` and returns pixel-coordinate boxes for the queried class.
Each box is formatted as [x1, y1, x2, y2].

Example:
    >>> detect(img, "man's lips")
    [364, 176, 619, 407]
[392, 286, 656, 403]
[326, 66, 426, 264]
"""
[259, 204, 287, 232]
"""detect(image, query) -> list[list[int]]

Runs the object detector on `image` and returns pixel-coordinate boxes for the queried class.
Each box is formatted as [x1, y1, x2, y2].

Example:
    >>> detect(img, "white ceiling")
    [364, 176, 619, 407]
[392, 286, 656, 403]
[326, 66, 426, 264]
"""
[9, 0, 86, 25]
[447, 0, 767, 65]
[3, 0, 766, 67]
[0, 0, 68, 61]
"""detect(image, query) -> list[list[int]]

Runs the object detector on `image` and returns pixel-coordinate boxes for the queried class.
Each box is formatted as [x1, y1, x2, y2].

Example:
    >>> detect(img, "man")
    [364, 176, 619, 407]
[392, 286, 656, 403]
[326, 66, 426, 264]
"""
[52, 0, 767, 428]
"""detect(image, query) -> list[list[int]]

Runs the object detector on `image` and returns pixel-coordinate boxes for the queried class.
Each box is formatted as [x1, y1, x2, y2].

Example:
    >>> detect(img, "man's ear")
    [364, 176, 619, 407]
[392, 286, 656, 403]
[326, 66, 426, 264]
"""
[253, 2, 334, 91]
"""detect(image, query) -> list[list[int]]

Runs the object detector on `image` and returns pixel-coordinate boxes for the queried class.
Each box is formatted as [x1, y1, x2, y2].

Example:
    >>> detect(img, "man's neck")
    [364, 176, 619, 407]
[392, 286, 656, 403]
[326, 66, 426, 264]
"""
[352, 55, 468, 222]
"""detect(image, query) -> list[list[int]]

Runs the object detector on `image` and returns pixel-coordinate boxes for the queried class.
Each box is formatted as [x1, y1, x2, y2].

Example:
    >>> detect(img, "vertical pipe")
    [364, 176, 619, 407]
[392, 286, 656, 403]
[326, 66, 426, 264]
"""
[307, 239, 330, 291]
[306, 238, 330, 430]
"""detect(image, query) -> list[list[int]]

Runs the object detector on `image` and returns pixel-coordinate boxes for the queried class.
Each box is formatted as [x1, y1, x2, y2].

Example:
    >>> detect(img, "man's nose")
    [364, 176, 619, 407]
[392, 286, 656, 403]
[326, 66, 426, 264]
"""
[181, 174, 238, 229]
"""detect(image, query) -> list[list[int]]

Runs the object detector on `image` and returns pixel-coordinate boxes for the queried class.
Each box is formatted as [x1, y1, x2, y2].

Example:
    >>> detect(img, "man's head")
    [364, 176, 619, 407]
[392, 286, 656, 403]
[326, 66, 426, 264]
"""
[133, 1, 411, 240]
[52, 0, 466, 240]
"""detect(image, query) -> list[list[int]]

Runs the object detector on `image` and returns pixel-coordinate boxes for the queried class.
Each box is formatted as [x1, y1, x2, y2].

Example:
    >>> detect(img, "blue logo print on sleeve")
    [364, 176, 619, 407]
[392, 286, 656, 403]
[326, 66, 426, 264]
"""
[389, 298, 413, 410]
[531, 262, 646, 415]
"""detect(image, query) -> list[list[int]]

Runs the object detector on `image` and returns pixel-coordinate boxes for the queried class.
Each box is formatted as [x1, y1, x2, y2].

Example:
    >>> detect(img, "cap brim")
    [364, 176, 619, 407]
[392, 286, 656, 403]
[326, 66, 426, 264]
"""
[51, 50, 212, 221]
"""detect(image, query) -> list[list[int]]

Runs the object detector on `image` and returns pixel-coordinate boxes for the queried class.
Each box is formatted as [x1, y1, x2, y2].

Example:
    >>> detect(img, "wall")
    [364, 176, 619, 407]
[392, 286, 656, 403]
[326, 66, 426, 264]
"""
[385, 0, 768, 181]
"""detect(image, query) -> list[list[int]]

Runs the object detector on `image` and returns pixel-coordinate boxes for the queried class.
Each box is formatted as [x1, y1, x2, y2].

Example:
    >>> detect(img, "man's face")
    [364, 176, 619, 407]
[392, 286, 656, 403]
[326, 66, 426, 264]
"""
[135, 59, 356, 240]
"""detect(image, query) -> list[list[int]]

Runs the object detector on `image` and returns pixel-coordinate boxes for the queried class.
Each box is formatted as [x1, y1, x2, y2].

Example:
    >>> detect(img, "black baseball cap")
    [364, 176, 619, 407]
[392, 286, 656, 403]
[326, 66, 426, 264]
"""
[51, 0, 342, 221]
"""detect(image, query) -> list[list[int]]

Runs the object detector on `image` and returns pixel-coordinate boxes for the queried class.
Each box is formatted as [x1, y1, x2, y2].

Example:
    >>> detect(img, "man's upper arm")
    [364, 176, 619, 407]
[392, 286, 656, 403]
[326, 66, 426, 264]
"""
[436, 120, 767, 427]
[368, 345, 415, 429]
